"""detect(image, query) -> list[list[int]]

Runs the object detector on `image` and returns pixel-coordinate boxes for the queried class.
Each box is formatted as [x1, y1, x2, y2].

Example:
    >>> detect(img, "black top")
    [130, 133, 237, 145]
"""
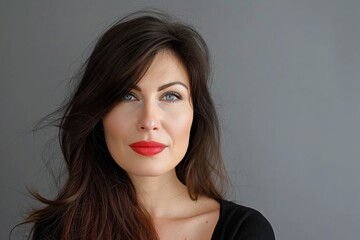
[211, 199, 275, 240]
[32, 199, 274, 239]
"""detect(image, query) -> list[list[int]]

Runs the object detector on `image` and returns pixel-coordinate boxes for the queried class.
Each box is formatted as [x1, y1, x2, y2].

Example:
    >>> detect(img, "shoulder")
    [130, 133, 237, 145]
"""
[212, 199, 275, 240]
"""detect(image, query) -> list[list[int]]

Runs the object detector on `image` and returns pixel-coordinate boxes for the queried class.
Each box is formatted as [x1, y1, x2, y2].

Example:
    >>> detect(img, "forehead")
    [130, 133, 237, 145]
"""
[136, 50, 190, 87]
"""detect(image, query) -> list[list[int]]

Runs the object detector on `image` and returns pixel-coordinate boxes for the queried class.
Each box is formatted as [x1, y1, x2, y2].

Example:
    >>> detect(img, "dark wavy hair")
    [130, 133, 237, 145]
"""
[21, 9, 228, 240]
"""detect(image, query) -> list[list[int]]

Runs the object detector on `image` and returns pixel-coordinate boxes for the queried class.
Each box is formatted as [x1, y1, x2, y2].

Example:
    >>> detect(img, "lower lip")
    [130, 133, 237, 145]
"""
[130, 146, 165, 156]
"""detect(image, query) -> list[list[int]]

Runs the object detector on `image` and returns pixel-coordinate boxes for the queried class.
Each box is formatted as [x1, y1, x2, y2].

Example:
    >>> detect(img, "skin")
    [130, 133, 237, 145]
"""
[103, 50, 219, 240]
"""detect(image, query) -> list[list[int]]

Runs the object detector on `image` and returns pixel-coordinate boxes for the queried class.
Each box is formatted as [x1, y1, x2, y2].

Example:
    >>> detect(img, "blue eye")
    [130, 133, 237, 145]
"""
[121, 93, 136, 101]
[162, 92, 181, 102]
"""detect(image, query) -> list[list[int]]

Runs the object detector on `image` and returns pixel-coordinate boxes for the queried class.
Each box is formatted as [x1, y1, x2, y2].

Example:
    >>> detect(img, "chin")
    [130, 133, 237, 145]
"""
[116, 155, 182, 178]
[125, 165, 178, 178]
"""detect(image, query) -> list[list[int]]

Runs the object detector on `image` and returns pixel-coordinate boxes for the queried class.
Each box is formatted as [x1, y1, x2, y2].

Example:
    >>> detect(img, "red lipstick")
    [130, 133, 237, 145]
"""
[129, 141, 166, 156]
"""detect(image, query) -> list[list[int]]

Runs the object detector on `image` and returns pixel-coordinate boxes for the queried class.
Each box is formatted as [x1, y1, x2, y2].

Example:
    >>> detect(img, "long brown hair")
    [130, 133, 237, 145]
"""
[23, 9, 228, 240]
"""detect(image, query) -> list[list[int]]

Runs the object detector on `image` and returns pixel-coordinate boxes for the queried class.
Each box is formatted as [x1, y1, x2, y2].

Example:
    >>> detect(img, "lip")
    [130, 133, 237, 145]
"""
[129, 141, 167, 156]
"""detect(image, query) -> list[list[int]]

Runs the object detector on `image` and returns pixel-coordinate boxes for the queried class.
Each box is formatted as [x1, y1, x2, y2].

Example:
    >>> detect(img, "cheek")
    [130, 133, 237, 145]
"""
[102, 110, 133, 158]
[103, 114, 127, 141]
[170, 114, 193, 164]
[167, 108, 194, 148]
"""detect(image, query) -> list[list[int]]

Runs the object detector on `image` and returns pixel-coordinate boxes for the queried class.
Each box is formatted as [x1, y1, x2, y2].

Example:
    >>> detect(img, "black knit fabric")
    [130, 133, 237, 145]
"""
[211, 199, 275, 240]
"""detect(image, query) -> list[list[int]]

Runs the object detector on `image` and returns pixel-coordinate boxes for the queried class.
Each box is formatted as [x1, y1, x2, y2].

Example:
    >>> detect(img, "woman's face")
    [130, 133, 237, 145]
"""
[102, 50, 193, 177]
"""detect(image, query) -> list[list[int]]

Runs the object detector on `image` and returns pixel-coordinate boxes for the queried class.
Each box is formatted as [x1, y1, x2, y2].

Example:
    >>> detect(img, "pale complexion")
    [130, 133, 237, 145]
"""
[102, 50, 219, 240]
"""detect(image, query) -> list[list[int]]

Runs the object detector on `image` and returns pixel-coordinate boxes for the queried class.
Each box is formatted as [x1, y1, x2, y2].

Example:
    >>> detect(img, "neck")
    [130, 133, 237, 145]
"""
[128, 170, 194, 219]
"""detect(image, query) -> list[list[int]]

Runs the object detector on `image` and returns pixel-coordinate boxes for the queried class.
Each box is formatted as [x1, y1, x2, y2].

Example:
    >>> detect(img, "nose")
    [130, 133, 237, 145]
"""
[137, 102, 160, 131]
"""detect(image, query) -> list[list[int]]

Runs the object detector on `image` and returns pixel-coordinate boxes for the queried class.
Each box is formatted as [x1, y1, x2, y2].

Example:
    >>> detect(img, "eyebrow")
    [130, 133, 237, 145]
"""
[132, 81, 189, 92]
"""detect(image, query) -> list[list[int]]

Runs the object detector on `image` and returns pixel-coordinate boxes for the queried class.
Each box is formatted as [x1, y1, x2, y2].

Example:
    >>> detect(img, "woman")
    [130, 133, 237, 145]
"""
[25, 10, 275, 239]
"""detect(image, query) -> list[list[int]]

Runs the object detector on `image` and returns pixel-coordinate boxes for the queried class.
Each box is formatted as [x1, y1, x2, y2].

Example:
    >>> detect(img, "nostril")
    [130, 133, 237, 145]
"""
[138, 120, 159, 131]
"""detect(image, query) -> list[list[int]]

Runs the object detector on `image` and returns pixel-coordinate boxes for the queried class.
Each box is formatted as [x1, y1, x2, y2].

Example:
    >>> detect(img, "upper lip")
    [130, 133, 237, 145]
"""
[129, 141, 167, 148]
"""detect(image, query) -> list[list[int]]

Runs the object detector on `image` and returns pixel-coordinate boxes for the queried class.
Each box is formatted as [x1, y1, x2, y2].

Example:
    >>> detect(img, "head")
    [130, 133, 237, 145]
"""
[102, 49, 194, 179]
[62, 10, 226, 198]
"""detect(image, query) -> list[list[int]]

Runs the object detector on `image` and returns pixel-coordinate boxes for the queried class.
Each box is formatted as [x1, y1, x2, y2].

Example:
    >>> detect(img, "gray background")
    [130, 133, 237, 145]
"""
[1, 0, 359, 239]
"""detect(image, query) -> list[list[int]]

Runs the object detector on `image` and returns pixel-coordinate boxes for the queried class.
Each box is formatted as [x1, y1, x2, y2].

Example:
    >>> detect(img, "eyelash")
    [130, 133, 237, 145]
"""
[120, 91, 182, 102]
[121, 92, 137, 101]
[161, 91, 182, 102]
